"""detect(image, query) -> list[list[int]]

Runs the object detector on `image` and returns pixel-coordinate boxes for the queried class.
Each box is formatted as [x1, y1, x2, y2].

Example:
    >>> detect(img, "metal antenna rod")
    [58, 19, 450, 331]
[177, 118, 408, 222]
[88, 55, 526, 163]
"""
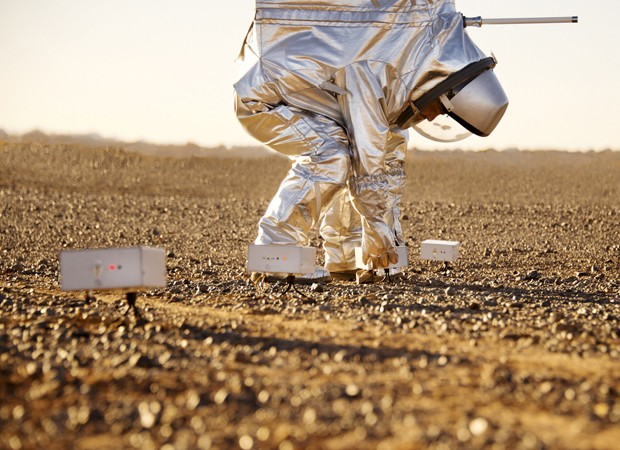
[464, 16, 578, 28]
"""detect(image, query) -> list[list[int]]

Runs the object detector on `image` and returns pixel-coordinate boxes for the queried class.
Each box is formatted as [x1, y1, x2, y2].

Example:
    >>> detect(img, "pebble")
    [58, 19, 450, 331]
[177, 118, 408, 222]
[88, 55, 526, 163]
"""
[469, 417, 489, 436]
[525, 270, 540, 281]
[138, 402, 157, 428]
[345, 384, 361, 397]
[311, 283, 325, 293]
[196, 284, 210, 294]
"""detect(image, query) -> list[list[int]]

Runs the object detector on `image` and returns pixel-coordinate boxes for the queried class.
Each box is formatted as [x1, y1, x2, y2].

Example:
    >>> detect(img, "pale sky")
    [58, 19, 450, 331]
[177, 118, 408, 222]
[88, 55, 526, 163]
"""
[1, 1, 618, 151]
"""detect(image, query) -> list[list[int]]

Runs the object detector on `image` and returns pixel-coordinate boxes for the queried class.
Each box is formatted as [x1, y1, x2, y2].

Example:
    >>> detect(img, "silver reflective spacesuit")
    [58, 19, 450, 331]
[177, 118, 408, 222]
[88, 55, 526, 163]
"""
[234, 0, 507, 273]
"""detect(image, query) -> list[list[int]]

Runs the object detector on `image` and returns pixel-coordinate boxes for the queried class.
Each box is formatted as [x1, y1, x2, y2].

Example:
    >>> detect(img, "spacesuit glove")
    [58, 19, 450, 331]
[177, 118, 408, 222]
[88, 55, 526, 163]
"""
[360, 217, 399, 269]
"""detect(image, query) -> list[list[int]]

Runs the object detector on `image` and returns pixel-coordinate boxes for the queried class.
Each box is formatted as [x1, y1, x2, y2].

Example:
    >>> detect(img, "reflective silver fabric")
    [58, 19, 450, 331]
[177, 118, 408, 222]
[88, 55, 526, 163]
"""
[320, 188, 361, 272]
[234, 0, 488, 270]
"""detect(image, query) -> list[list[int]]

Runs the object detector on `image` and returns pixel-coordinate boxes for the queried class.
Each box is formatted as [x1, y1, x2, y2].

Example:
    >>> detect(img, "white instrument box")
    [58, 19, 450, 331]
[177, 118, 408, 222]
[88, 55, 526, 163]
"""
[60, 246, 166, 291]
[247, 244, 316, 275]
[420, 240, 460, 262]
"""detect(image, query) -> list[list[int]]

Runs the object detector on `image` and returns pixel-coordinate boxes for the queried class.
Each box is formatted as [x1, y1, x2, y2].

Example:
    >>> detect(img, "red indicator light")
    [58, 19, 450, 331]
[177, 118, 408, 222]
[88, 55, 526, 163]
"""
[109, 264, 116, 271]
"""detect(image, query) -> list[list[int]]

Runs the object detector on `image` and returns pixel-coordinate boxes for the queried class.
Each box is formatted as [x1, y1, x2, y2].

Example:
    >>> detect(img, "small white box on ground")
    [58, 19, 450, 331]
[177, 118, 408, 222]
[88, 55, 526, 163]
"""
[60, 247, 166, 291]
[247, 244, 316, 275]
[355, 246, 408, 270]
[420, 240, 460, 262]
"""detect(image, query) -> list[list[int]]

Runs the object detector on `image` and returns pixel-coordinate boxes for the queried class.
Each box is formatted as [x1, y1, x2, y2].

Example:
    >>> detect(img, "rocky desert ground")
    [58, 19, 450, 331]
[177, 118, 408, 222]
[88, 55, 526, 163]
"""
[1, 142, 619, 449]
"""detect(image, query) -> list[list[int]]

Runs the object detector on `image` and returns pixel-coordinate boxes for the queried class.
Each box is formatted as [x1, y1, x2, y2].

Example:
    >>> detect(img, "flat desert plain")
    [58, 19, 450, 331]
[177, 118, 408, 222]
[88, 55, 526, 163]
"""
[1, 143, 619, 450]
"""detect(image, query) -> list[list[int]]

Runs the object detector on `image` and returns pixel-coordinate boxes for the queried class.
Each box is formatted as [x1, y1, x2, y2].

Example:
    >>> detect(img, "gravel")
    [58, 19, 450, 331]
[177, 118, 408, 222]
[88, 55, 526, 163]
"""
[1, 143, 619, 449]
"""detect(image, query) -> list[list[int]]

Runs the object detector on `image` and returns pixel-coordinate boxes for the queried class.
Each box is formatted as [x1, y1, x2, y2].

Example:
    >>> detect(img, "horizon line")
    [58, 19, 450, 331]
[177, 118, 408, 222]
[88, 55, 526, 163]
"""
[1, 126, 618, 154]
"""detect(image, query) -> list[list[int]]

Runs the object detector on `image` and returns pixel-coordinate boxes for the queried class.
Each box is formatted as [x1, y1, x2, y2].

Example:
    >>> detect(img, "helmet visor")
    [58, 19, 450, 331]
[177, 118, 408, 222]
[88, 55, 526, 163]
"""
[448, 69, 509, 137]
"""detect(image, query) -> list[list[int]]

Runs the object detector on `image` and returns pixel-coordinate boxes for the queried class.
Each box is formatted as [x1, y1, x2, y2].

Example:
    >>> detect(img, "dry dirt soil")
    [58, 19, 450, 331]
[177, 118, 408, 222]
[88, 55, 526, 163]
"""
[1, 143, 619, 450]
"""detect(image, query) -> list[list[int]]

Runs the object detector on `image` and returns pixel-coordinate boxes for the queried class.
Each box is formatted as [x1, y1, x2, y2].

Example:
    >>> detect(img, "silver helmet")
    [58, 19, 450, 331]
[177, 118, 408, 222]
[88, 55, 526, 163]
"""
[399, 57, 509, 142]
[441, 68, 508, 137]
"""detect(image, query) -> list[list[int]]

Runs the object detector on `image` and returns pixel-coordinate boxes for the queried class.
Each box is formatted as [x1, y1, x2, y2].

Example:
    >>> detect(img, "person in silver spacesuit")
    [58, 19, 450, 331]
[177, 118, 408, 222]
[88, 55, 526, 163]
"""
[234, 0, 507, 278]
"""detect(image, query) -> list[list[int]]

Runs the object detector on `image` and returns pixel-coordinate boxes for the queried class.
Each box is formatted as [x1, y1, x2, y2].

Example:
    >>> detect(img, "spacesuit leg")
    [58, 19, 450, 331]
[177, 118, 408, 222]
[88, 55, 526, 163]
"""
[255, 123, 350, 247]
[234, 66, 351, 246]
[320, 187, 362, 273]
